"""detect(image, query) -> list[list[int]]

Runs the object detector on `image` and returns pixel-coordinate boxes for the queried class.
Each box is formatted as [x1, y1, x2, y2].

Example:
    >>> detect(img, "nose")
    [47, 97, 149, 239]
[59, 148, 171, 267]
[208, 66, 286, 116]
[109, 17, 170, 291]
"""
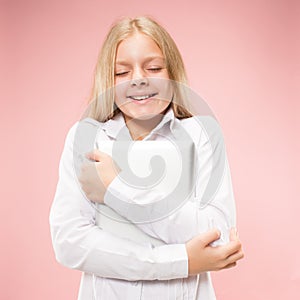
[130, 67, 149, 87]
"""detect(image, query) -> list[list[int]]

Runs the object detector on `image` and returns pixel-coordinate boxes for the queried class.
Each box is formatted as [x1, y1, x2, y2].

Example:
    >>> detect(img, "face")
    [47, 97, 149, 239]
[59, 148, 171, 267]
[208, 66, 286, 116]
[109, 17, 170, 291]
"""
[114, 33, 173, 122]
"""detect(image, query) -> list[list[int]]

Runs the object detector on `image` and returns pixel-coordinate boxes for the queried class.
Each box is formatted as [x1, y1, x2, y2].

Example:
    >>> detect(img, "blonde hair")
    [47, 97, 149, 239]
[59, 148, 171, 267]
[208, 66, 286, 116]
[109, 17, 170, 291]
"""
[86, 16, 193, 122]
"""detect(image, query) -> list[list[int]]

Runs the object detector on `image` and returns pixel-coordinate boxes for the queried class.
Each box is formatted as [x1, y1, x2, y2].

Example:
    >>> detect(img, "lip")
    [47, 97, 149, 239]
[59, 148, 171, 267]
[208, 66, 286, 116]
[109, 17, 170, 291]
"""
[129, 95, 157, 105]
[127, 92, 158, 100]
[127, 92, 158, 104]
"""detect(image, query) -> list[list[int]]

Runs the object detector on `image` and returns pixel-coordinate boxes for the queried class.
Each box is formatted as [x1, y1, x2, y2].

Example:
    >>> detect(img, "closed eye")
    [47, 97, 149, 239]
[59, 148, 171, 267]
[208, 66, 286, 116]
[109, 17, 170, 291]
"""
[148, 68, 163, 72]
[115, 71, 129, 76]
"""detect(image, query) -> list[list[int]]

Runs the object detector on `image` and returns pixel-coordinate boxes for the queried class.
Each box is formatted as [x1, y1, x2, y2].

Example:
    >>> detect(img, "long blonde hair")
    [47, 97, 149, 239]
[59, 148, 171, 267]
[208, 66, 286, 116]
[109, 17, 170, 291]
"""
[86, 16, 193, 122]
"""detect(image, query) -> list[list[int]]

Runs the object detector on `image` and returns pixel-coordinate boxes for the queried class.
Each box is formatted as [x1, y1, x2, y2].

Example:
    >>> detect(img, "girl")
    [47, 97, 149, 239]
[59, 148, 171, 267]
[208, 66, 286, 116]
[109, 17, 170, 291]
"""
[50, 16, 243, 299]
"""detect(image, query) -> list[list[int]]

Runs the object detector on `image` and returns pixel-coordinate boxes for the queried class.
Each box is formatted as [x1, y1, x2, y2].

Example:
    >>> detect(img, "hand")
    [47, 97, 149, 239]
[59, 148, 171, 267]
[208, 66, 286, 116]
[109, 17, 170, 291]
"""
[185, 228, 244, 275]
[78, 150, 120, 203]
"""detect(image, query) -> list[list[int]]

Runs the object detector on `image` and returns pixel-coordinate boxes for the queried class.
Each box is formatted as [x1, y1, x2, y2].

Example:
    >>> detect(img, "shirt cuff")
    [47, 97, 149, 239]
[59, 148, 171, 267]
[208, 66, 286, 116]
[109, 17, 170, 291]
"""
[153, 243, 189, 280]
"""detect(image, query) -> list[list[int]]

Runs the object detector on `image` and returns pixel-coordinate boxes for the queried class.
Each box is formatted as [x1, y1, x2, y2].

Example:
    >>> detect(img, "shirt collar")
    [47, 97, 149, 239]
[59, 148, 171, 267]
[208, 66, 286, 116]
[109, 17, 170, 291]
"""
[102, 107, 176, 140]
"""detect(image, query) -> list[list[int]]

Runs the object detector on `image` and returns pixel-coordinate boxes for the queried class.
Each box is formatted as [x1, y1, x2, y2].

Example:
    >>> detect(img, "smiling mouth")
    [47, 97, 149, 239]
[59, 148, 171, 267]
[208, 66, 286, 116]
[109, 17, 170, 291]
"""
[128, 93, 158, 101]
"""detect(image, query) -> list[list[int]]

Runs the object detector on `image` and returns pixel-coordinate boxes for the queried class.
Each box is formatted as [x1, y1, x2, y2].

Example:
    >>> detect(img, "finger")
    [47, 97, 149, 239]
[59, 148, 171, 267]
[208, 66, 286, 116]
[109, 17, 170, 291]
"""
[226, 249, 244, 265]
[198, 229, 221, 246]
[229, 227, 238, 241]
[80, 161, 94, 172]
[222, 240, 242, 257]
[86, 149, 107, 162]
[222, 262, 237, 270]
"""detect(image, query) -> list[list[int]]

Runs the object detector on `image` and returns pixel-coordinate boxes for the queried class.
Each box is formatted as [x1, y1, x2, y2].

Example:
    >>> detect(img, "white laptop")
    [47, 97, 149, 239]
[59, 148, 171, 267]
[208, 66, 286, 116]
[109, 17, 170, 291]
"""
[94, 140, 196, 246]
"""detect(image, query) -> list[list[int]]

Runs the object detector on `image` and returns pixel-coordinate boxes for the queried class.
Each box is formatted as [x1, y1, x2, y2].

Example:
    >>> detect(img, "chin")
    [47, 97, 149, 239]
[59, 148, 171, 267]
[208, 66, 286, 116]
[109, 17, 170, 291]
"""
[124, 103, 170, 119]
[126, 108, 167, 120]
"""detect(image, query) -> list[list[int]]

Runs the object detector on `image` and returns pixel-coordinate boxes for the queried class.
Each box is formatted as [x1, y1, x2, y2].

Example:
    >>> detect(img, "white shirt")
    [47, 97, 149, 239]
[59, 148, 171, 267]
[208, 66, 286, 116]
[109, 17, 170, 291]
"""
[49, 108, 236, 300]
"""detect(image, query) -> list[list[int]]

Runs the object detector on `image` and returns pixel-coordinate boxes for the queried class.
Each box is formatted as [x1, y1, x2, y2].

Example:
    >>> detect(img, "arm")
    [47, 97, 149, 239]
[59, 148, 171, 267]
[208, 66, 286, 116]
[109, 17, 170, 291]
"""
[102, 116, 236, 245]
[49, 122, 188, 281]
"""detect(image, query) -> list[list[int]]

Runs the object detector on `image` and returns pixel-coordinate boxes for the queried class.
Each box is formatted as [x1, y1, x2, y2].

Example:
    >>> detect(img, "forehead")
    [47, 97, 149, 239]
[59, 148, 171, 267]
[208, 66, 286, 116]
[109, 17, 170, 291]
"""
[115, 33, 164, 63]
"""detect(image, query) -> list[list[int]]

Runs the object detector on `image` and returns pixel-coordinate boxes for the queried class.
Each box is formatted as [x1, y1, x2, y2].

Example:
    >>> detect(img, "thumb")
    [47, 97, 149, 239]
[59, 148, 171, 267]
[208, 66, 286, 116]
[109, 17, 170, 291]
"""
[85, 149, 107, 162]
[198, 229, 221, 246]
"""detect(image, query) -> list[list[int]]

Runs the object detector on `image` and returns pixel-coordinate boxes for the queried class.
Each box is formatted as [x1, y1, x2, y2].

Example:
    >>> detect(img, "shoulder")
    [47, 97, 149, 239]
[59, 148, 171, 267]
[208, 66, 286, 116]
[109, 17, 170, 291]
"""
[63, 117, 107, 150]
[79, 117, 105, 128]
[64, 117, 102, 138]
[179, 115, 224, 145]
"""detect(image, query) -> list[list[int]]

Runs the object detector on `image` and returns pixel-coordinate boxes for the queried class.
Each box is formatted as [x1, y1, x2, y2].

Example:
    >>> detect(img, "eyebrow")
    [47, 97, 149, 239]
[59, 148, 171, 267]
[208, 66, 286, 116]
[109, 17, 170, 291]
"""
[115, 56, 165, 66]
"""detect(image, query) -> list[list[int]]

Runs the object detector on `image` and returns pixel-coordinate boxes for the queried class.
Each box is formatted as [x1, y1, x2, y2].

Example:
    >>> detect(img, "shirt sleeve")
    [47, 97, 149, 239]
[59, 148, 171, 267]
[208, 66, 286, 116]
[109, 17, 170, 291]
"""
[49, 122, 188, 281]
[103, 116, 236, 245]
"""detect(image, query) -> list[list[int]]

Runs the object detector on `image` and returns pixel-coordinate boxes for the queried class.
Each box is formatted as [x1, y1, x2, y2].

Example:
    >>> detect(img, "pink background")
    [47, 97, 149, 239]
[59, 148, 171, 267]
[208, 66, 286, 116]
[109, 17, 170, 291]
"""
[1, 0, 299, 299]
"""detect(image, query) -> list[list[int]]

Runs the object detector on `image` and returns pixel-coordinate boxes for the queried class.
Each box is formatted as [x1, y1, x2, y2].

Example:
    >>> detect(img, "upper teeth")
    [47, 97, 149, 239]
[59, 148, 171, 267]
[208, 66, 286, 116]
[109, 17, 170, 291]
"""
[130, 94, 155, 100]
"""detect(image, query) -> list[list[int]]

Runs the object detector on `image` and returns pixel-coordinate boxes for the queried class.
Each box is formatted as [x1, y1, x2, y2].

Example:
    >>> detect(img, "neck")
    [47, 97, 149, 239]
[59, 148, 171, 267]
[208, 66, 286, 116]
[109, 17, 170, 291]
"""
[124, 114, 164, 140]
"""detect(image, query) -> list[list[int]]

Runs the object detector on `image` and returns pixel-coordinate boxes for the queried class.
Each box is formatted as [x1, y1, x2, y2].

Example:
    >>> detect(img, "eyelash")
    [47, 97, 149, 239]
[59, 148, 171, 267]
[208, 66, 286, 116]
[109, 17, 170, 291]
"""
[115, 71, 129, 77]
[148, 67, 162, 72]
[115, 68, 163, 76]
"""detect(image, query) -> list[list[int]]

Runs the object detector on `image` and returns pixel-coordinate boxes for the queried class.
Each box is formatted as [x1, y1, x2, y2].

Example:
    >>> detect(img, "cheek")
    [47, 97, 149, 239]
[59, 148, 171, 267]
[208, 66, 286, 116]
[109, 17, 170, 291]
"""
[157, 81, 174, 101]
[114, 81, 128, 105]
